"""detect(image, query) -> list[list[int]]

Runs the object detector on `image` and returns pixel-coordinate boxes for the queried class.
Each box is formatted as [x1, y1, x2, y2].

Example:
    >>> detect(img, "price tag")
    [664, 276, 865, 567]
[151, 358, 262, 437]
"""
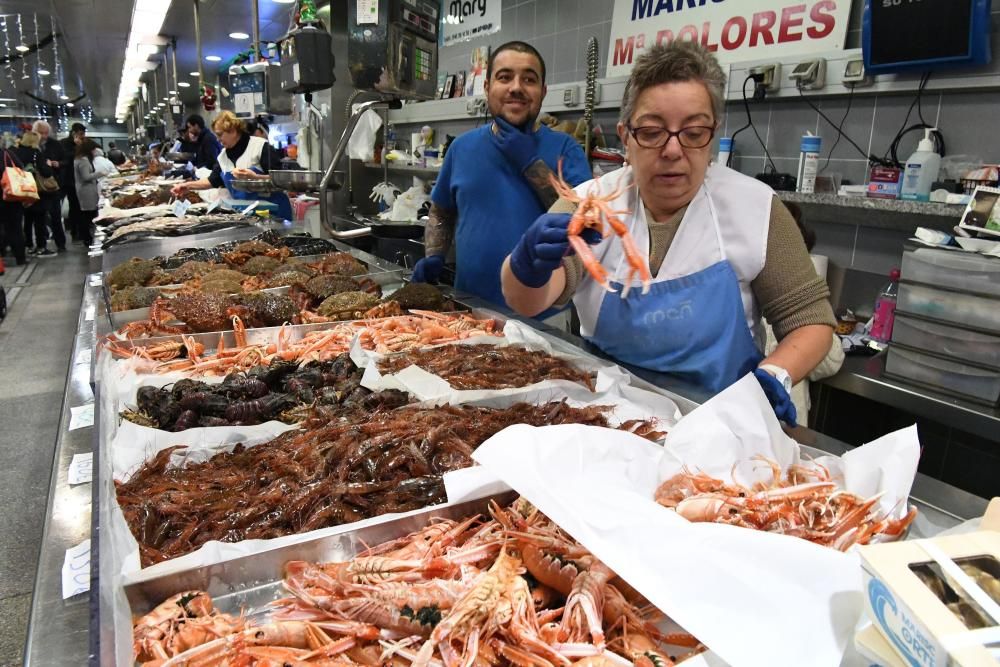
[173, 199, 192, 218]
[88, 275, 102, 287]
[62, 540, 91, 599]
[68, 453, 93, 485]
[84, 306, 95, 322]
[69, 404, 94, 431]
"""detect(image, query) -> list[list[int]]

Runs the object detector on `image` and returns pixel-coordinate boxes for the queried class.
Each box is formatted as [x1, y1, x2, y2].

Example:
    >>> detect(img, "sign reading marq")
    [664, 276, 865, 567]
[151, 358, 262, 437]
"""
[607, 0, 851, 77]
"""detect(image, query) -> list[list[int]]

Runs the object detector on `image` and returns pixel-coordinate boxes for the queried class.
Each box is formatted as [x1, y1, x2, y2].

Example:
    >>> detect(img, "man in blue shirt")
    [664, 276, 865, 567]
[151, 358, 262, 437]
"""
[412, 41, 590, 308]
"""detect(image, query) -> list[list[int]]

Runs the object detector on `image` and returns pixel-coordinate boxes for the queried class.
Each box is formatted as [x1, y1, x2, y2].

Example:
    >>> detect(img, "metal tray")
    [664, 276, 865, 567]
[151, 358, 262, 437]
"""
[113, 493, 516, 666]
[104, 265, 407, 332]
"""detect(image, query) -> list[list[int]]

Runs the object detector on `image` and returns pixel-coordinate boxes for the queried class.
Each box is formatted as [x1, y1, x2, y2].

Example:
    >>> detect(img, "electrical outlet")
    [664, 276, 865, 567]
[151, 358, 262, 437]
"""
[563, 86, 579, 106]
[789, 58, 826, 90]
[465, 98, 486, 116]
[749, 63, 781, 93]
[843, 58, 872, 87]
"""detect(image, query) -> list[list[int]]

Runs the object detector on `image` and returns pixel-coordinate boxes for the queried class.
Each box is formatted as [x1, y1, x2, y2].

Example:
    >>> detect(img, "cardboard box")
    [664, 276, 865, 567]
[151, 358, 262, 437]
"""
[855, 622, 908, 667]
[859, 499, 1000, 667]
[868, 166, 904, 199]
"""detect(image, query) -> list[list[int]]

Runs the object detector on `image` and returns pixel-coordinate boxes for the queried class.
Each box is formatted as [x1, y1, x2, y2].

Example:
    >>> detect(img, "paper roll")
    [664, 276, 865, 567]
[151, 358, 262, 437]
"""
[811, 254, 828, 280]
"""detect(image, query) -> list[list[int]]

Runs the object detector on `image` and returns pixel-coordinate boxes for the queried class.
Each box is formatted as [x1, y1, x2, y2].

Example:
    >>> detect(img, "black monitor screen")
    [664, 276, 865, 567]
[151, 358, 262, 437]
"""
[869, 0, 972, 67]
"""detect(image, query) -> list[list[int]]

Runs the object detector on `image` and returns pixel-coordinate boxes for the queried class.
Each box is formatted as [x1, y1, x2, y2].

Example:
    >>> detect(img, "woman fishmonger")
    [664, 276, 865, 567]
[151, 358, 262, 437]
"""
[171, 111, 291, 220]
[500, 41, 837, 424]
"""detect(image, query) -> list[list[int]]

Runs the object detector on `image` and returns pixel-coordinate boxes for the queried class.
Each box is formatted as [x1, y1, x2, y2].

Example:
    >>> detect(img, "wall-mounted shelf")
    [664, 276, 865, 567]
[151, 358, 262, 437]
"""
[363, 161, 441, 175]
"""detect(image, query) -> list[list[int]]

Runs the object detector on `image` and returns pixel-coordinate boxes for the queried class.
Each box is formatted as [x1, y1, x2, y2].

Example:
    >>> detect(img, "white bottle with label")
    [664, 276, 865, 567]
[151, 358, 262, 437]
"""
[899, 128, 941, 202]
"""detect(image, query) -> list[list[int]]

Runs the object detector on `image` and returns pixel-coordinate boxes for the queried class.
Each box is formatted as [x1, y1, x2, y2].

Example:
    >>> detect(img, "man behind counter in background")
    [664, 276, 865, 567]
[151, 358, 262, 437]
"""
[411, 41, 590, 312]
[184, 114, 222, 169]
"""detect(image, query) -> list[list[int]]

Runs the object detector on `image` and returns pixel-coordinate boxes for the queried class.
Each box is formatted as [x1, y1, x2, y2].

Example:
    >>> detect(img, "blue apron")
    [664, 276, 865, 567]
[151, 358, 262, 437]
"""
[587, 183, 763, 393]
[222, 167, 293, 221]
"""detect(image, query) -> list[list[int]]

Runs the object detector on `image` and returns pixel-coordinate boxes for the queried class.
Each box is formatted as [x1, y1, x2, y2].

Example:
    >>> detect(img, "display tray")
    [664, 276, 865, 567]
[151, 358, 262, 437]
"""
[105, 273, 410, 331]
[102, 303, 485, 356]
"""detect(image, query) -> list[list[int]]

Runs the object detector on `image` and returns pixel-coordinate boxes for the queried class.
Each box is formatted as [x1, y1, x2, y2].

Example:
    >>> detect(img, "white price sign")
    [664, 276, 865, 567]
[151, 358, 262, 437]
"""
[607, 0, 851, 77]
[68, 453, 93, 485]
[62, 540, 91, 599]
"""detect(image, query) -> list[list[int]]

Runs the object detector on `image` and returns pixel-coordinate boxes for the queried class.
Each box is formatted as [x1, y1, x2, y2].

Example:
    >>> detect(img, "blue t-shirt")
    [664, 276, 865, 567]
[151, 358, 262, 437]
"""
[430, 123, 590, 308]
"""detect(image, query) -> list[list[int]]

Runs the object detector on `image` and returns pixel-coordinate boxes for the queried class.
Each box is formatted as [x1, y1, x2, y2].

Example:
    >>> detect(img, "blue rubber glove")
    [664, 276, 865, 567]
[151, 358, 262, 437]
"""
[411, 255, 445, 283]
[510, 213, 601, 288]
[492, 116, 539, 173]
[754, 368, 798, 426]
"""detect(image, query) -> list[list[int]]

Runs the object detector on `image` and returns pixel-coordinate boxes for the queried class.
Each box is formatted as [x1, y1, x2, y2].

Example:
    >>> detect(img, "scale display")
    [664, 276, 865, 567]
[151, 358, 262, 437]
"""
[863, 0, 991, 73]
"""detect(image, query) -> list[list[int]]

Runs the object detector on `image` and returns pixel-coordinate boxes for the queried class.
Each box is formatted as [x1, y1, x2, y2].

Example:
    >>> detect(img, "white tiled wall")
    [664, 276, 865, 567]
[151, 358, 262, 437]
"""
[433, 0, 1000, 278]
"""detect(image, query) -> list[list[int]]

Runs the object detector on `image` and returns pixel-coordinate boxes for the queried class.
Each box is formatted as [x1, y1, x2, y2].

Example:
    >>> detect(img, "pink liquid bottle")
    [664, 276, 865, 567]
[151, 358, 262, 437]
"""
[870, 268, 901, 343]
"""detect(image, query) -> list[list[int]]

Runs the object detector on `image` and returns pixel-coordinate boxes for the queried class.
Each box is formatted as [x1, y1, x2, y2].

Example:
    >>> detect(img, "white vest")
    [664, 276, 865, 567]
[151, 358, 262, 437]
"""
[572, 163, 773, 342]
[217, 135, 267, 172]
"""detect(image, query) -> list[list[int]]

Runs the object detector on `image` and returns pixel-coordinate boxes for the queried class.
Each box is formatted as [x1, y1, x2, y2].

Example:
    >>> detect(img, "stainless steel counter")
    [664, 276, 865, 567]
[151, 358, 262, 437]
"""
[819, 353, 1000, 443]
[24, 279, 990, 666]
[23, 280, 101, 666]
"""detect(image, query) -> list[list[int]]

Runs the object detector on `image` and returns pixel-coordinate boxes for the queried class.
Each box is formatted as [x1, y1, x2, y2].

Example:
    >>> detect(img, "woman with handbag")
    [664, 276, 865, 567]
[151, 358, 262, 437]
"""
[0, 146, 28, 266]
[14, 132, 56, 257]
[73, 139, 100, 247]
[32, 120, 67, 252]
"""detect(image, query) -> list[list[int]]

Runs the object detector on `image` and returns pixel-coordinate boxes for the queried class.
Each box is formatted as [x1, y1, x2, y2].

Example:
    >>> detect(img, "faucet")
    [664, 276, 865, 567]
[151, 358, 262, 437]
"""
[318, 97, 403, 238]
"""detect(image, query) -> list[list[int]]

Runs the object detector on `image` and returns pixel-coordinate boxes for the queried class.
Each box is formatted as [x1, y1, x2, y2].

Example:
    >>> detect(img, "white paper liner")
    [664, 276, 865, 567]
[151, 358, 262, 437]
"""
[470, 373, 921, 667]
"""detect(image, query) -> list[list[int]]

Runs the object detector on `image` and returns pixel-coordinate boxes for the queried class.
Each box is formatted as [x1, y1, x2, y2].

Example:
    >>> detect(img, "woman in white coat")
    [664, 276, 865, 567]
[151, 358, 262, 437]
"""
[501, 41, 837, 424]
[171, 111, 291, 219]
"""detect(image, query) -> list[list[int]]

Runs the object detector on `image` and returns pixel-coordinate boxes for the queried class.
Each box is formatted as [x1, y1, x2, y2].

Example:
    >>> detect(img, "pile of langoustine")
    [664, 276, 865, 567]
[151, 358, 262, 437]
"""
[133, 498, 703, 666]
[654, 456, 918, 551]
[379, 344, 597, 392]
[105, 311, 503, 376]
[121, 353, 369, 430]
[117, 401, 664, 566]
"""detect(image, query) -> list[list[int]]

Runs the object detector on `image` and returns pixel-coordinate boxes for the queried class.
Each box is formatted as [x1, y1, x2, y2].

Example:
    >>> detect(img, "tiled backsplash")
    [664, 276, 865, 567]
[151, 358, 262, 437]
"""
[428, 1, 999, 288]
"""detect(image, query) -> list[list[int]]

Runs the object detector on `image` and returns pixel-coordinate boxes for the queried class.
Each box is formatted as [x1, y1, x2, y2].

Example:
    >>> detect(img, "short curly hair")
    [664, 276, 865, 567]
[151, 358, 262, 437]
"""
[212, 110, 245, 135]
[619, 41, 726, 125]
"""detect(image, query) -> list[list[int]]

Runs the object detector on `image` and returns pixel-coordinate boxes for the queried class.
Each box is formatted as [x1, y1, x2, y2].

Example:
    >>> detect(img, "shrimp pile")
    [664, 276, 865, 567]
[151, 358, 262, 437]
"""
[134, 499, 705, 666]
[379, 344, 596, 391]
[654, 456, 917, 551]
[105, 312, 503, 377]
[117, 401, 659, 566]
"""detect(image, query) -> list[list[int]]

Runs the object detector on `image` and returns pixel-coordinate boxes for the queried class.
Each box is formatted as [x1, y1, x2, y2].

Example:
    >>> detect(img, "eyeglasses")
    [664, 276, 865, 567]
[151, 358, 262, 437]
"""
[626, 124, 716, 149]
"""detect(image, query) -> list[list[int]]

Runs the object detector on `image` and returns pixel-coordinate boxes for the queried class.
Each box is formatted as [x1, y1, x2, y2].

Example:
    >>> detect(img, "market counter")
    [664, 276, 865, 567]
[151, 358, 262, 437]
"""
[24, 281, 991, 667]
[817, 353, 1000, 444]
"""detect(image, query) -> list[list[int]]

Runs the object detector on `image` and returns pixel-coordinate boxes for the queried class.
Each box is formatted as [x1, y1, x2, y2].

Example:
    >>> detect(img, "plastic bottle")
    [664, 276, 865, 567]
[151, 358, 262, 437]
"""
[717, 137, 732, 167]
[796, 134, 822, 194]
[870, 268, 901, 343]
[385, 124, 397, 153]
[899, 128, 941, 201]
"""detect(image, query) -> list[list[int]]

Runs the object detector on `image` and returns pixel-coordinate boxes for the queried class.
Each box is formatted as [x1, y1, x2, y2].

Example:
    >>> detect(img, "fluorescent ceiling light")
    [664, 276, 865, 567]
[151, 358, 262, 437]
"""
[50, 84, 61, 90]
[205, 55, 222, 62]
[189, 71, 200, 76]
[229, 32, 249, 40]
[37, 68, 50, 75]
[59, 95, 69, 100]
[66, 102, 75, 108]
[177, 81, 191, 87]
[0, 104, 6, 108]
[15, 45, 29, 52]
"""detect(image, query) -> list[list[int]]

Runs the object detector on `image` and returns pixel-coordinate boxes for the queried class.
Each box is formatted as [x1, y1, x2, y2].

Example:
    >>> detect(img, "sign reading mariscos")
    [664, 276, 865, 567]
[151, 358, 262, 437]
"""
[607, 0, 851, 77]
